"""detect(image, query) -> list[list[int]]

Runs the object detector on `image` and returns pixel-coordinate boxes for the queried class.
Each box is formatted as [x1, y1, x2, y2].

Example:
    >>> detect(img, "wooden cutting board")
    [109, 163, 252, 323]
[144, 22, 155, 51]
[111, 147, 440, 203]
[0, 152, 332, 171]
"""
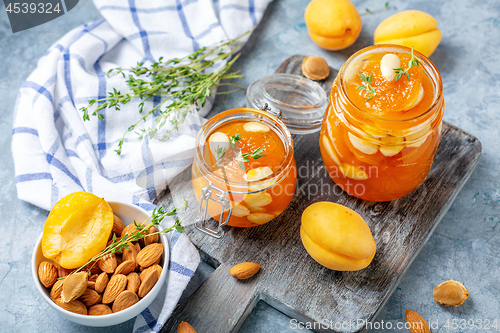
[157, 56, 482, 333]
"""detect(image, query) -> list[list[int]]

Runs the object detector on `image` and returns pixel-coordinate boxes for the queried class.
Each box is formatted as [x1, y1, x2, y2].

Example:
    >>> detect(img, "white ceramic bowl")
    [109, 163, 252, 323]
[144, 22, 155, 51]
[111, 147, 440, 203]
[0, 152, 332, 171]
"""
[32, 201, 169, 326]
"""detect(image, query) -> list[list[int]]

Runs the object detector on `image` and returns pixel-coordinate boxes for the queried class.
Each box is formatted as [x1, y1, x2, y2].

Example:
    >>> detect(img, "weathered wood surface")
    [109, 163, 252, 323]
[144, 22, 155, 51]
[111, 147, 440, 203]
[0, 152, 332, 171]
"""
[158, 55, 482, 333]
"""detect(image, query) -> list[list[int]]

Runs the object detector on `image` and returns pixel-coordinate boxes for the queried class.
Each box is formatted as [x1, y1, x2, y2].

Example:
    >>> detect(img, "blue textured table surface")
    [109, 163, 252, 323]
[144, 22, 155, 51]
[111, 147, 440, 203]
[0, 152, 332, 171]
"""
[1, 1, 499, 332]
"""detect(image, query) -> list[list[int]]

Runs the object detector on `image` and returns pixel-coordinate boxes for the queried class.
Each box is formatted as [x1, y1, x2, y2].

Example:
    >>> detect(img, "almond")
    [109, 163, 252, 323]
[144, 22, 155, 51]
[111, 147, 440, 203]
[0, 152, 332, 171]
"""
[102, 274, 127, 304]
[112, 290, 139, 312]
[38, 261, 58, 288]
[433, 280, 469, 307]
[380, 53, 400, 82]
[111, 214, 125, 238]
[123, 242, 139, 270]
[208, 132, 230, 159]
[88, 304, 113, 316]
[135, 243, 141, 252]
[89, 274, 99, 282]
[144, 226, 159, 246]
[87, 281, 96, 290]
[121, 222, 144, 239]
[140, 264, 162, 282]
[114, 260, 136, 276]
[127, 272, 141, 293]
[230, 262, 261, 280]
[243, 121, 270, 133]
[50, 279, 65, 301]
[78, 288, 100, 307]
[55, 299, 87, 315]
[138, 269, 159, 298]
[61, 271, 88, 303]
[177, 321, 197, 333]
[116, 256, 123, 266]
[405, 310, 431, 333]
[136, 243, 163, 268]
[98, 254, 117, 274]
[95, 272, 109, 294]
[243, 167, 273, 182]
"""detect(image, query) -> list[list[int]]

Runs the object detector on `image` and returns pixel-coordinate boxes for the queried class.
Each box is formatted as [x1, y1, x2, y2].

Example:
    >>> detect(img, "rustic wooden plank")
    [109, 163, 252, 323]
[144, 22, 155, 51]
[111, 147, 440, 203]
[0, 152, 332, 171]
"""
[158, 55, 481, 333]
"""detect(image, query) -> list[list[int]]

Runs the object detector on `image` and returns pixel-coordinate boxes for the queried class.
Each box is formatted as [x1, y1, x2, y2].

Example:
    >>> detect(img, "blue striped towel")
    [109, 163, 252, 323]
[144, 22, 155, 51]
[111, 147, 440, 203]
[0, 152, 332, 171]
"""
[11, 0, 271, 331]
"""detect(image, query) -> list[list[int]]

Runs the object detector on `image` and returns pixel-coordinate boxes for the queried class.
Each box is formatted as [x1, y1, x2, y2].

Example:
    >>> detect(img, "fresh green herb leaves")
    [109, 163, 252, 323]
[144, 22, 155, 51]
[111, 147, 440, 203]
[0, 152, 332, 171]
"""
[357, 72, 377, 101]
[238, 147, 266, 170]
[393, 46, 420, 81]
[80, 32, 251, 155]
[229, 134, 241, 148]
[216, 146, 226, 160]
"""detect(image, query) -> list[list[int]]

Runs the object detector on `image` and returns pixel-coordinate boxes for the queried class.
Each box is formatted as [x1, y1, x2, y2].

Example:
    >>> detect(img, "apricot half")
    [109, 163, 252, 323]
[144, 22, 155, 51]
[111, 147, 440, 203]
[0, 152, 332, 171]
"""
[300, 202, 376, 271]
[42, 192, 113, 269]
[305, 0, 362, 51]
[374, 10, 441, 57]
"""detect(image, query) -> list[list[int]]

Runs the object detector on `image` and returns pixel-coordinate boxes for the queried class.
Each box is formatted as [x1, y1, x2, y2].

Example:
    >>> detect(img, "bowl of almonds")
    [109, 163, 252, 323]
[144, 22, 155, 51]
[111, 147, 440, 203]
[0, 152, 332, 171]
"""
[31, 195, 172, 326]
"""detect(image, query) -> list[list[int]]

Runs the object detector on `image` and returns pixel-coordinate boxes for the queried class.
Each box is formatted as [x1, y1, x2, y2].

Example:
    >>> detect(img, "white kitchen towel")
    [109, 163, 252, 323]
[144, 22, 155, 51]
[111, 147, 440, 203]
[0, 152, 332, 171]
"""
[11, 0, 271, 332]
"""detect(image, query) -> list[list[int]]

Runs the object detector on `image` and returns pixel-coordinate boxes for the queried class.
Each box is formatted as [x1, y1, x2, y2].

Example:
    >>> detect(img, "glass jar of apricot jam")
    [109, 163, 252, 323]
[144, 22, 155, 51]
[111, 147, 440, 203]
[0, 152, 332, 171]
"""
[192, 108, 297, 238]
[320, 45, 444, 202]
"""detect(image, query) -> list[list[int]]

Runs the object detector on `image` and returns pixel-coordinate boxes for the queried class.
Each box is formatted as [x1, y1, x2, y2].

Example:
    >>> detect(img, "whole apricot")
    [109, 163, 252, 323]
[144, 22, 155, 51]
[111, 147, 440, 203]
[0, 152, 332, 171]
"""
[305, 0, 362, 51]
[42, 192, 113, 269]
[300, 202, 376, 271]
[374, 10, 441, 57]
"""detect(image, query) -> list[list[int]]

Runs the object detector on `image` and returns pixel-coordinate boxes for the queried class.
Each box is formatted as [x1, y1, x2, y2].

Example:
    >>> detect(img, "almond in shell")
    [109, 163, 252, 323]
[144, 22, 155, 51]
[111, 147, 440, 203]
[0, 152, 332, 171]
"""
[55, 299, 87, 315]
[38, 261, 58, 288]
[98, 254, 117, 274]
[127, 272, 141, 293]
[61, 271, 88, 303]
[230, 262, 261, 280]
[102, 274, 127, 304]
[136, 243, 163, 268]
[78, 288, 100, 307]
[112, 290, 139, 312]
[177, 321, 197, 333]
[88, 304, 113, 316]
[433, 280, 469, 307]
[138, 269, 158, 298]
[405, 310, 431, 333]
[95, 272, 109, 294]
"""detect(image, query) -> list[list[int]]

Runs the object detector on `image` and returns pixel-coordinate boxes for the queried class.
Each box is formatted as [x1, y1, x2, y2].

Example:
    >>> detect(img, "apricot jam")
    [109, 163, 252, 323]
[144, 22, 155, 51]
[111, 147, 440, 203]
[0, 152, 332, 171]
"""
[319, 45, 444, 201]
[192, 108, 296, 230]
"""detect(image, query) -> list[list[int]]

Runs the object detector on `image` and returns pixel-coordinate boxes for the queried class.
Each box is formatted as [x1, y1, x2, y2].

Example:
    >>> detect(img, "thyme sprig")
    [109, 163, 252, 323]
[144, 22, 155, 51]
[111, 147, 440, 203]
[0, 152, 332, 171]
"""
[215, 146, 226, 161]
[65, 198, 189, 279]
[357, 72, 377, 101]
[238, 147, 266, 170]
[80, 32, 251, 155]
[229, 134, 241, 148]
[361, 2, 393, 15]
[393, 46, 420, 81]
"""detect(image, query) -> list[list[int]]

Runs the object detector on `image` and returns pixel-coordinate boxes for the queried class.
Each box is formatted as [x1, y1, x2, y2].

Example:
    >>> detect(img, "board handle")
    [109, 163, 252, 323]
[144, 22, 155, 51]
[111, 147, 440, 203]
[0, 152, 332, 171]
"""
[163, 263, 260, 333]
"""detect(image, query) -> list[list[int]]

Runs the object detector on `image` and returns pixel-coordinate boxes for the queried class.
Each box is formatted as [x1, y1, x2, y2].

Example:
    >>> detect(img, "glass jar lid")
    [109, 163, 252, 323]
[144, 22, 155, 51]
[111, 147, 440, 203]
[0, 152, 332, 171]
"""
[246, 73, 328, 135]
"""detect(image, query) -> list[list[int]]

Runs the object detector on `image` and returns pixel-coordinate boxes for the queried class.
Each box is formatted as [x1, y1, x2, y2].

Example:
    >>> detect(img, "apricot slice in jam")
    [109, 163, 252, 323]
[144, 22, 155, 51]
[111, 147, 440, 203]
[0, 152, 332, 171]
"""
[42, 192, 113, 269]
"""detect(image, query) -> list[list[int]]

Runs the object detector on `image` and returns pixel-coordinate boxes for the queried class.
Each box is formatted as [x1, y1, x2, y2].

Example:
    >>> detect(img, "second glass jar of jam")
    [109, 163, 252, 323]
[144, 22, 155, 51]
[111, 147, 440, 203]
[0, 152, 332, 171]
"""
[192, 108, 297, 238]
[320, 45, 444, 202]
